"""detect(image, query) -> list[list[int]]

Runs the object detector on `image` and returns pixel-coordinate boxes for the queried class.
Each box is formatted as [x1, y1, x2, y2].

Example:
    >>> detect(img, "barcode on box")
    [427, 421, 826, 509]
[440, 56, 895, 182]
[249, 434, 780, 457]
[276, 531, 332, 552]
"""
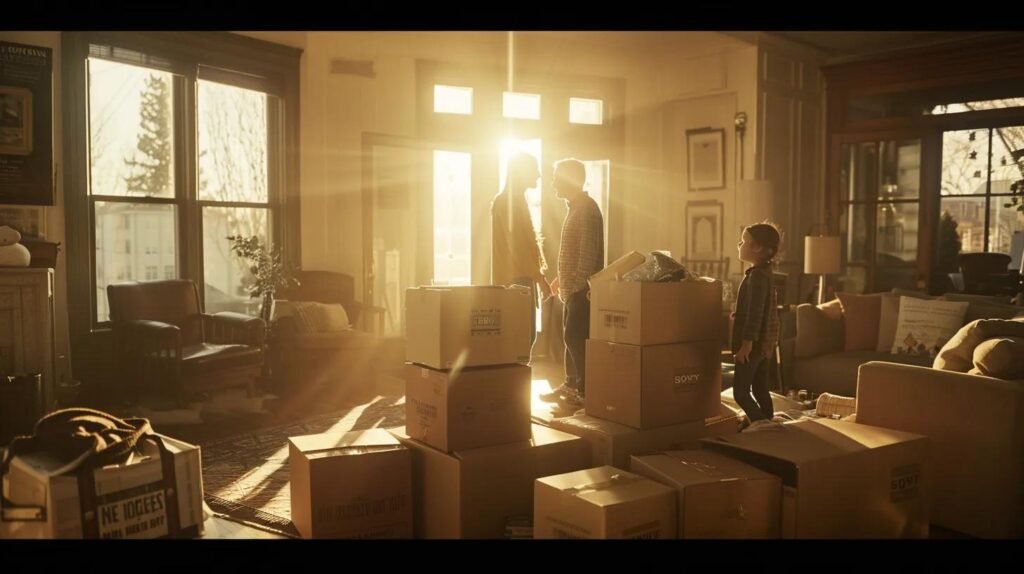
[603, 313, 628, 329]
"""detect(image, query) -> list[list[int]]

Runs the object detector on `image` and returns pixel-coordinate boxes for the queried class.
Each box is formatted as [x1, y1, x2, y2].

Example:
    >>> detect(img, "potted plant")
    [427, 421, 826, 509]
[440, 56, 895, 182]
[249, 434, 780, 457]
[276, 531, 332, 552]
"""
[227, 235, 299, 322]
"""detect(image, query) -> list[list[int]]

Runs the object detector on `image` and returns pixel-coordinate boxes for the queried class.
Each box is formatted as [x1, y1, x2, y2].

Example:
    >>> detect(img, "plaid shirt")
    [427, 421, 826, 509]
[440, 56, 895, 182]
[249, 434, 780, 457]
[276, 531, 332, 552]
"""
[557, 192, 604, 301]
[731, 261, 780, 356]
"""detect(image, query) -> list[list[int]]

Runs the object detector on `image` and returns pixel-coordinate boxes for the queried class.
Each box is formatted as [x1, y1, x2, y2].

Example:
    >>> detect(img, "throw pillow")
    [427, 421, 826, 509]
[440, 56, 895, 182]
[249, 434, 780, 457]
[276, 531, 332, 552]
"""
[934, 318, 1024, 372]
[877, 290, 934, 352]
[836, 292, 882, 351]
[318, 303, 352, 332]
[794, 299, 845, 359]
[291, 301, 323, 333]
[890, 297, 969, 359]
[971, 337, 1024, 379]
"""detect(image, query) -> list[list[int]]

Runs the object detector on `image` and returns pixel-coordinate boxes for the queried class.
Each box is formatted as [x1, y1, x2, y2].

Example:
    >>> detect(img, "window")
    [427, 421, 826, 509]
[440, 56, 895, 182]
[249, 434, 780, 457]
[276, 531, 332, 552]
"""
[838, 139, 922, 293]
[569, 97, 603, 125]
[69, 32, 298, 327]
[939, 126, 1024, 269]
[433, 84, 473, 115]
[502, 92, 540, 120]
[929, 98, 1024, 116]
[198, 79, 273, 314]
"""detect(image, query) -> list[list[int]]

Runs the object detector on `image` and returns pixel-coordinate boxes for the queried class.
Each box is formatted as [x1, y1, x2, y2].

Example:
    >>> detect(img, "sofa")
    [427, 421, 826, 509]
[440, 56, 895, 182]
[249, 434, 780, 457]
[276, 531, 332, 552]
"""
[788, 289, 1024, 396]
[856, 360, 1024, 538]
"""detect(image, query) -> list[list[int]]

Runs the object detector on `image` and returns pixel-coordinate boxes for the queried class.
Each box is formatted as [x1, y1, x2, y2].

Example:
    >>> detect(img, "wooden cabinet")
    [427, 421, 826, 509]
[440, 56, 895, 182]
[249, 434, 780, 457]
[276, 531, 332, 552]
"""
[0, 268, 56, 410]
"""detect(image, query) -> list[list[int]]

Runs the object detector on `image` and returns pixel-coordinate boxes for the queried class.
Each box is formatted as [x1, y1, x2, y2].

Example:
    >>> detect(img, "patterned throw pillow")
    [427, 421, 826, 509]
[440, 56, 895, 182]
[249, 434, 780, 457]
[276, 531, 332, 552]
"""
[318, 303, 351, 332]
[290, 301, 351, 333]
[890, 297, 969, 359]
[291, 301, 323, 333]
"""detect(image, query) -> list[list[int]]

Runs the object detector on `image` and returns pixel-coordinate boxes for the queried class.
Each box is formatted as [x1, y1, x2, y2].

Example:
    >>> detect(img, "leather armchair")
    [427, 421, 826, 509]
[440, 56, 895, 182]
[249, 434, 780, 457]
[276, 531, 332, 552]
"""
[107, 280, 265, 400]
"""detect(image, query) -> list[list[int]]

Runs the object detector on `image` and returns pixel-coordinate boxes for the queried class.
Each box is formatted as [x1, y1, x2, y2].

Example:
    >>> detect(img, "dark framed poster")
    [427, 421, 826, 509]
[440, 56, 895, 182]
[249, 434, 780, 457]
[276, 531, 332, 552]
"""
[0, 41, 53, 205]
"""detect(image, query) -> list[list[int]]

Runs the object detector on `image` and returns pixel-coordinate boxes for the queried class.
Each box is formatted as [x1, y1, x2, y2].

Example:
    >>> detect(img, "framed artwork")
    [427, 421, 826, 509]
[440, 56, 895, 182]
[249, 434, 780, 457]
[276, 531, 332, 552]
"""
[0, 86, 33, 156]
[0, 41, 53, 206]
[686, 200, 724, 261]
[686, 127, 725, 190]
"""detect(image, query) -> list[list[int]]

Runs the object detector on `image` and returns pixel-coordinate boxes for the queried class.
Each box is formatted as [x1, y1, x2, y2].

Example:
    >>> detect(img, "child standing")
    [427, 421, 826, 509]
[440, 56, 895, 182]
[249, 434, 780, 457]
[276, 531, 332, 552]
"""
[732, 222, 783, 432]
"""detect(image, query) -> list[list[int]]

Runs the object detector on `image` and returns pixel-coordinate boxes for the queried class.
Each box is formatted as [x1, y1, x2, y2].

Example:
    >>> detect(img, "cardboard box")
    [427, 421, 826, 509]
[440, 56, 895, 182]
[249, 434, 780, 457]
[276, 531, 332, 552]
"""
[704, 402, 743, 438]
[546, 413, 706, 469]
[404, 363, 532, 452]
[388, 424, 591, 539]
[534, 466, 677, 539]
[701, 418, 929, 539]
[630, 450, 781, 538]
[589, 251, 645, 283]
[586, 339, 721, 429]
[1, 435, 204, 539]
[589, 279, 722, 346]
[405, 285, 532, 370]
[288, 428, 412, 539]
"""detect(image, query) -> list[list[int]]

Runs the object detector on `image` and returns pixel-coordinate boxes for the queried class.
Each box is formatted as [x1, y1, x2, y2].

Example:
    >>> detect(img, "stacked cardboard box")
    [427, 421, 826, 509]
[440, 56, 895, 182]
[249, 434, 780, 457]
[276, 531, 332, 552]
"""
[390, 424, 590, 539]
[400, 285, 591, 538]
[586, 277, 723, 429]
[404, 285, 534, 453]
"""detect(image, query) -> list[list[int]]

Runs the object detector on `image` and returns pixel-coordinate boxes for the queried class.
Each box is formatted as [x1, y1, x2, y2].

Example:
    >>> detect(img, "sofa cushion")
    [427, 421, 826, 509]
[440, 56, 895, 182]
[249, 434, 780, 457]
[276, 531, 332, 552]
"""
[891, 297, 969, 358]
[794, 301, 845, 359]
[793, 351, 932, 397]
[971, 337, 1024, 380]
[836, 293, 882, 351]
[877, 290, 934, 352]
[934, 319, 1024, 372]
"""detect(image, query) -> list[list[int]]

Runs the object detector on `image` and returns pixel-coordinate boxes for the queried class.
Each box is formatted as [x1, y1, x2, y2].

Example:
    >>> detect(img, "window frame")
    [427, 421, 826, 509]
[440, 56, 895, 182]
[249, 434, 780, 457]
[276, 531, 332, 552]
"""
[63, 31, 301, 335]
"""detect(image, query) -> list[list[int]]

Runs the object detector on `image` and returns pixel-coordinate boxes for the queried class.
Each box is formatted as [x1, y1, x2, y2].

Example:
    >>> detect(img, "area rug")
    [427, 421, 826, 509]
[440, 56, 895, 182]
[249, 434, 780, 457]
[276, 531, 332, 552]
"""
[199, 394, 406, 537]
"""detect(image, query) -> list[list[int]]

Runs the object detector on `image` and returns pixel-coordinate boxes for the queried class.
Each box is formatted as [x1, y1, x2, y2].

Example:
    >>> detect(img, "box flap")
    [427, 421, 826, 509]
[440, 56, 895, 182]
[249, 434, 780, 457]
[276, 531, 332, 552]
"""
[289, 428, 402, 457]
[633, 450, 777, 488]
[537, 466, 673, 508]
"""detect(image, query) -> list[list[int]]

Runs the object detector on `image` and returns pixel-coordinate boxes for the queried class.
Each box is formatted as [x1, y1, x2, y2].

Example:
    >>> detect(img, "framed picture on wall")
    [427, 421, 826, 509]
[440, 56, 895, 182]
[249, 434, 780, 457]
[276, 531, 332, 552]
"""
[686, 127, 725, 190]
[685, 200, 724, 261]
[0, 86, 33, 156]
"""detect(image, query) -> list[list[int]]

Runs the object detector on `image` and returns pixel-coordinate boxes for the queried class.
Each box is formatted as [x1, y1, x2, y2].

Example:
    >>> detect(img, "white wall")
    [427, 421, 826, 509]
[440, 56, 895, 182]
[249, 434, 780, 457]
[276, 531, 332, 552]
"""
[293, 31, 762, 301]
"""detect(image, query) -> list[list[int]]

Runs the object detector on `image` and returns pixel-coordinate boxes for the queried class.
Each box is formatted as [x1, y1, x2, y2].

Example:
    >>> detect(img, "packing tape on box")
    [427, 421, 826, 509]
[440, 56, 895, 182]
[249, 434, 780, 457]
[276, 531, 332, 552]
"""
[563, 473, 645, 496]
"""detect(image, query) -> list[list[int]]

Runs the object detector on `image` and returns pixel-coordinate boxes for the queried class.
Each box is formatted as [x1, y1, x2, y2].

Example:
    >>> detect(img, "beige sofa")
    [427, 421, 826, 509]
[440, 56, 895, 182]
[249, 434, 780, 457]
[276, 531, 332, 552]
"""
[789, 291, 1023, 396]
[789, 303, 928, 396]
[856, 361, 1024, 539]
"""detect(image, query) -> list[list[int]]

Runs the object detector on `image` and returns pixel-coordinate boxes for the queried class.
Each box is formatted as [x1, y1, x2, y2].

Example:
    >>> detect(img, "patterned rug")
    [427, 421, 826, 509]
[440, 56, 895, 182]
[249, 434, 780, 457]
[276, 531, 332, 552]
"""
[200, 394, 406, 537]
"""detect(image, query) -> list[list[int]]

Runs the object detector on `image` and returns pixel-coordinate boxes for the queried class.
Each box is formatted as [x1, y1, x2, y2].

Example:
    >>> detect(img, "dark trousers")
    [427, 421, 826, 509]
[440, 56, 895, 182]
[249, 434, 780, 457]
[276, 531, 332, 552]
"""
[562, 289, 590, 396]
[733, 352, 774, 422]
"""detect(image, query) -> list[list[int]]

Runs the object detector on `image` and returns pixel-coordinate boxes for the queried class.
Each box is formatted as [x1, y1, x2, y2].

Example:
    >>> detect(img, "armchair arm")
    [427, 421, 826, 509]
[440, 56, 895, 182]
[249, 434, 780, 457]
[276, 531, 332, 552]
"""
[203, 312, 266, 347]
[118, 320, 182, 391]
[793, 303, 844, 359]
[125, 319, 181, 339]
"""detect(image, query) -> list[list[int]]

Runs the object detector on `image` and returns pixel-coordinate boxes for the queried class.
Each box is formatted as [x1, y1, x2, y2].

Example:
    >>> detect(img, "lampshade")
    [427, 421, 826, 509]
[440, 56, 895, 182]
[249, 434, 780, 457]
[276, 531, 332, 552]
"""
[737, 179, 774, 225]
[804, 235, 841, 275]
